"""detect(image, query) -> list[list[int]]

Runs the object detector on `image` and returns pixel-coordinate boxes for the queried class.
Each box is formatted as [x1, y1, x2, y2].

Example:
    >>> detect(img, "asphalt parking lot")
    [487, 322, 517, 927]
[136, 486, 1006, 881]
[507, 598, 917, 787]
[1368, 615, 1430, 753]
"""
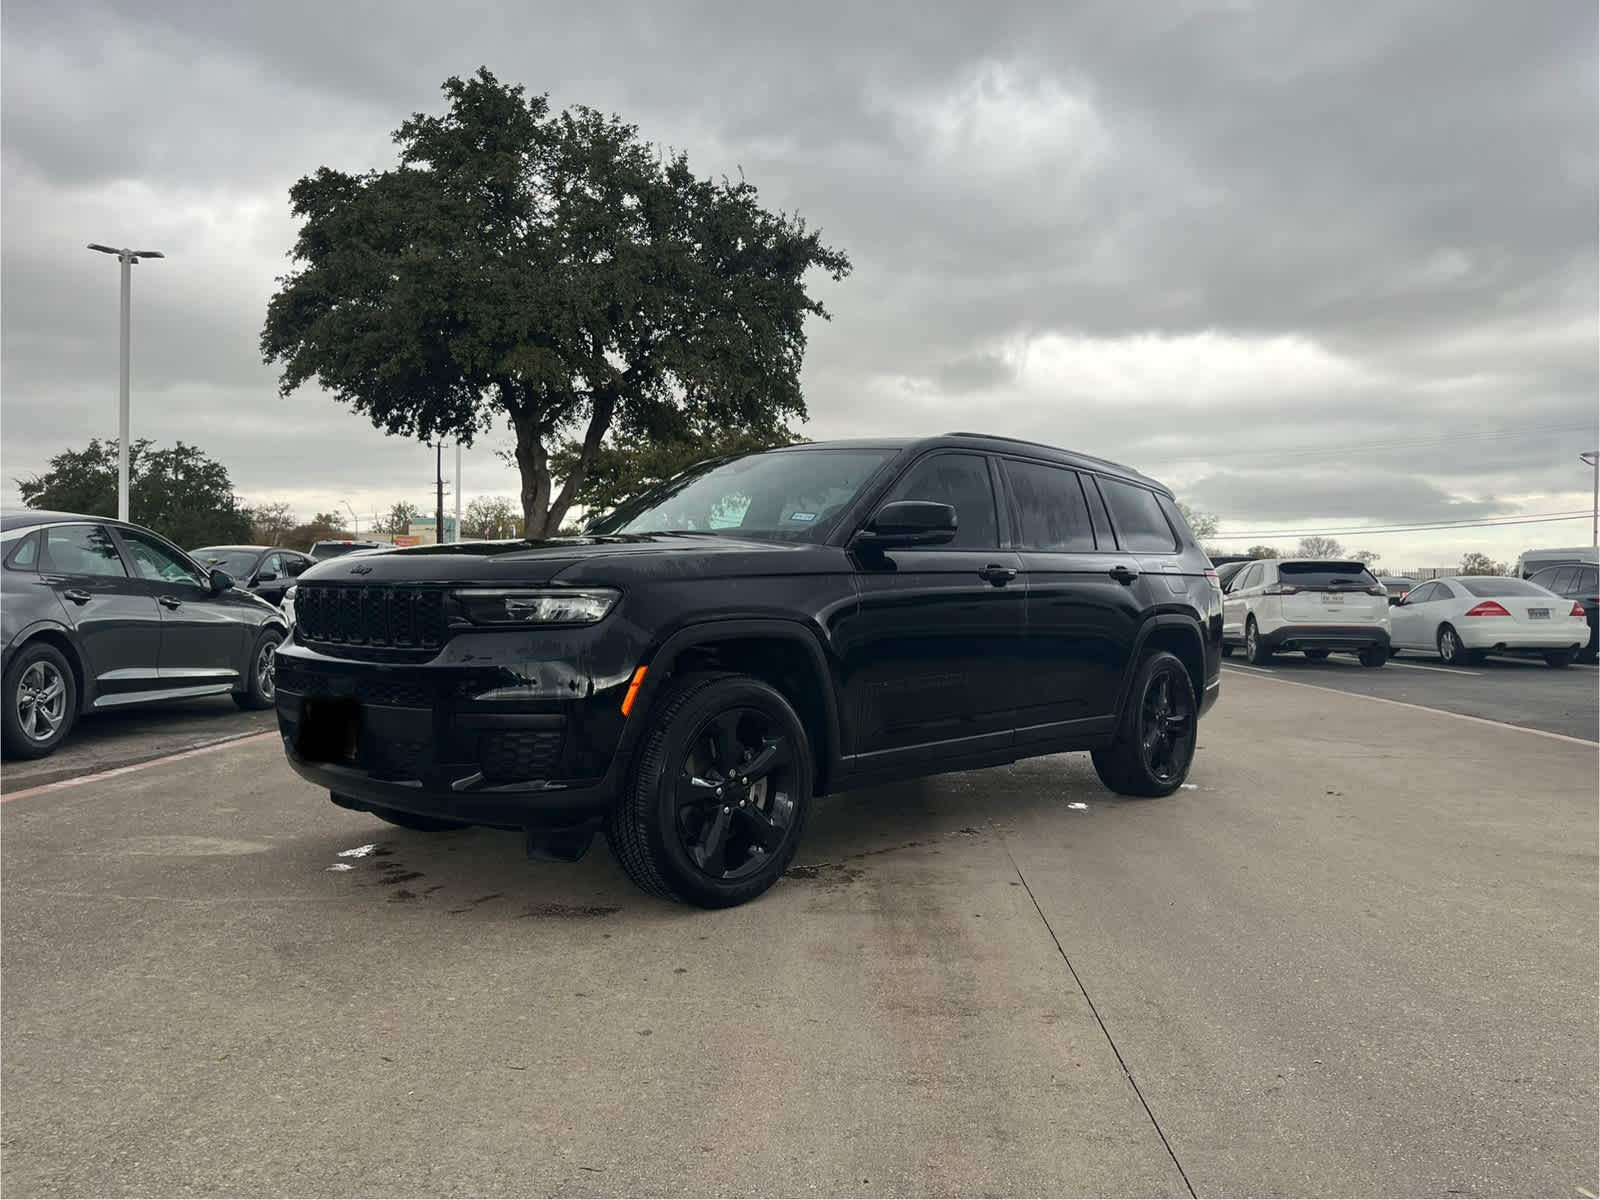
[2, 673, 1596, 1198]
[1224, 651, 1599, 741]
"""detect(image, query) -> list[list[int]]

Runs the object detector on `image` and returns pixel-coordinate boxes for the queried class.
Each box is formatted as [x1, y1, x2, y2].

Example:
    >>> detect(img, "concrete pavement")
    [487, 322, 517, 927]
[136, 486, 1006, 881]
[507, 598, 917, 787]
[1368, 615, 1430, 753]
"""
[2, 674, 1595, 1197]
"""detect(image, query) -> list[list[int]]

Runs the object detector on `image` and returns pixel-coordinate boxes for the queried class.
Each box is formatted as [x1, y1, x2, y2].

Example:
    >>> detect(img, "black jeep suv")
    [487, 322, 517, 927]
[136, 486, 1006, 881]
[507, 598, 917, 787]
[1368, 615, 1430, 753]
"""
[274, 433, 1222, 907]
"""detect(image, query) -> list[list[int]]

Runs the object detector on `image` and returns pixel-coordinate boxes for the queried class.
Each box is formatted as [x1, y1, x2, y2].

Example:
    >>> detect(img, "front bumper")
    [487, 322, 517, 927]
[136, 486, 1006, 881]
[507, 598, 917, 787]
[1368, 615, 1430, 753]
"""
[1259, 624, 1391, 654]
[273, 642, 631, 831]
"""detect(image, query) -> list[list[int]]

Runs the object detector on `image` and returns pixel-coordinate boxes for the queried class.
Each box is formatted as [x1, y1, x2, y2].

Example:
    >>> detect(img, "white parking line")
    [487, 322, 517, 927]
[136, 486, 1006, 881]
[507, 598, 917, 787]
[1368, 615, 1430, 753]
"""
[1386, 660, 1480, 676]
[1222, 668, 1597, 746]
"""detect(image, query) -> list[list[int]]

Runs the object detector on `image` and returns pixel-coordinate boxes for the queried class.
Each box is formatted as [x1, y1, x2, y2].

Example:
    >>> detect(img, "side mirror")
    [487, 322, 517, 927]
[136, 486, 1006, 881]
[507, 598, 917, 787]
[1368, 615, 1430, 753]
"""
[853, 500, 958, 550]
[208, 568, 234, 595]
[255, 570, 279, 583]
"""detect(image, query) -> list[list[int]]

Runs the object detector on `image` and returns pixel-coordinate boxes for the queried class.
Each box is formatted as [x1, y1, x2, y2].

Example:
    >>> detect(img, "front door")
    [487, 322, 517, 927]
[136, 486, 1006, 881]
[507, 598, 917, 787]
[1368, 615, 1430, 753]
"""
[114, 527, 250, 689]
[37, 523, 164, 703]
[839, 451, 1026, 766]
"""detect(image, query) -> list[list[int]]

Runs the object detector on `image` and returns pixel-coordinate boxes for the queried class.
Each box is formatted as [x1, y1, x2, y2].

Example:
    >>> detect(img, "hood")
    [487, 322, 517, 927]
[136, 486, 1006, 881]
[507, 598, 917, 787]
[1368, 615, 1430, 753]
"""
[296, 532, 838, 585]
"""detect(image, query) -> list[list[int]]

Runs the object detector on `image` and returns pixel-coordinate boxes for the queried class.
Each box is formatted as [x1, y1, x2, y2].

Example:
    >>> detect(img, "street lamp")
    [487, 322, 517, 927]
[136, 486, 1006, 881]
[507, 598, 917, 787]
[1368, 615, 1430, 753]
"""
[1581, 450, 1599, 549]
[87, 243, 164, 522]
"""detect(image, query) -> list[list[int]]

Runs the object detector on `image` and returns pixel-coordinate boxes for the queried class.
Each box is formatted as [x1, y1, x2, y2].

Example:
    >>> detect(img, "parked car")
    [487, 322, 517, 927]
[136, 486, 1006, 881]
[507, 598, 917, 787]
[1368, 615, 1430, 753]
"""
[1388, 575, 1588, 666]
[2, 509, 288, 759]
[1523, 562, 1598, 662]
[273, 432, 1223, 908]
[191, 544, 313, 608]
[308, 539, 386, 561]
[1221, 557, 1391, 666]
[1512, 546, 1598, 580]
[1380, 576, 1419, 599]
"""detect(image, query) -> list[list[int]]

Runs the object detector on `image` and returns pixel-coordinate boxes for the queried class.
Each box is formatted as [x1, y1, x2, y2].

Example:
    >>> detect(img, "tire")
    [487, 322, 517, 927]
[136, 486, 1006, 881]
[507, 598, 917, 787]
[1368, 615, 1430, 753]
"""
[1357, 645, 1387, 668]
[1543, 648, 1576, 668]
[1245, 618, 1273, 665]
[2, 641, 78, 760]
[1091, 650, 1198, 798]
[1304, 649, 1330, 662]
[1220, 643, 1234, 658]
[1437, 624, 1466, 667]
[605, 673, 813, 909]
[369, 804, 469, 832]
[233, 627, 283, 711]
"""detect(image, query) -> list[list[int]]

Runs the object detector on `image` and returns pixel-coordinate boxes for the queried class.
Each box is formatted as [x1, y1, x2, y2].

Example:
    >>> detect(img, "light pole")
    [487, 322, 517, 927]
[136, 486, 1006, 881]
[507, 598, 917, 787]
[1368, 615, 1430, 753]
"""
[87, 244, 164, 522]
[1582, 451, 1599, 549]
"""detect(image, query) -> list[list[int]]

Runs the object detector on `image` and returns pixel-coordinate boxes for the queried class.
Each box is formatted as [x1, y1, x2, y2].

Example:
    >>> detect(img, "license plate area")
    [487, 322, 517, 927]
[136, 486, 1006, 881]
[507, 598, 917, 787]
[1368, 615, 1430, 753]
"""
[1322, 592, 1344, 605]
[298, 695, 363, 764]
[1528, 608, 1549, 620]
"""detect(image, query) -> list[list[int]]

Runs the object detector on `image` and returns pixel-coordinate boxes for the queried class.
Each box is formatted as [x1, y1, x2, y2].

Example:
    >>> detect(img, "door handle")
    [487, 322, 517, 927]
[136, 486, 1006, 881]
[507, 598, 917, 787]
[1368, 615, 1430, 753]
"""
[979, 564, 1018, 587]
[158, 595, 183, 610]
[1109, 565, 1140, 585]
[61, 588, 92, 605]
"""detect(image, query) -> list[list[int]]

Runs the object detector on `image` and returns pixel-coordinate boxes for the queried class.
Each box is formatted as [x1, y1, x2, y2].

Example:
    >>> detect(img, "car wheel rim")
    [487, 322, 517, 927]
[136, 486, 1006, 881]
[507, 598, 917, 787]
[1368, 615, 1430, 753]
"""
[673, 705, 799, 883]
[1441, 630, 1457, 661]
[1139, 667, 1195, 785]
[16, 661, 67, 743]
[1246, 625, 1256, 656]
[258, 642, 277, 700]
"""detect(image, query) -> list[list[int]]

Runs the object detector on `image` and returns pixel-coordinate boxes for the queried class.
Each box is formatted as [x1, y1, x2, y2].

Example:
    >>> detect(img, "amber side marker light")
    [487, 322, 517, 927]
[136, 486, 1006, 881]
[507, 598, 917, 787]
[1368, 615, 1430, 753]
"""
[621, 666, 648, 716]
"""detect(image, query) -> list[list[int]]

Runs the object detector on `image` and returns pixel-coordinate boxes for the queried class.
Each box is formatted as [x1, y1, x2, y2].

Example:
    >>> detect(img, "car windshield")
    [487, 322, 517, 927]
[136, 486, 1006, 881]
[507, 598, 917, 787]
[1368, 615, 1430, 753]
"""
[194, 549, 259, 577]
[586, 448, 896, 541]
[1459, 577, 1555, 597]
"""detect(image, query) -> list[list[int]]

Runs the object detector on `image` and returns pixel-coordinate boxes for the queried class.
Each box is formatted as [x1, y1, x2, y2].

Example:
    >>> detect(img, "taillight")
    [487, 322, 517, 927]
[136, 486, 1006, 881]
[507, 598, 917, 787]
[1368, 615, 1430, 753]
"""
[1264, 584, 1301, 595]
[1466, 601, 1510, 617]
[1205, 568, 1220, 590]
[1572, 602, 1587, 619]
[1363, 585, 1387, 596]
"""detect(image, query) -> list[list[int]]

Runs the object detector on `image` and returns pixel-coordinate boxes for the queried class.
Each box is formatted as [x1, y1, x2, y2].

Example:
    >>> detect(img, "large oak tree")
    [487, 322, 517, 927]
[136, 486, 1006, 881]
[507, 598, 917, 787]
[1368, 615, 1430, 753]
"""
[262, 68, 850, 537]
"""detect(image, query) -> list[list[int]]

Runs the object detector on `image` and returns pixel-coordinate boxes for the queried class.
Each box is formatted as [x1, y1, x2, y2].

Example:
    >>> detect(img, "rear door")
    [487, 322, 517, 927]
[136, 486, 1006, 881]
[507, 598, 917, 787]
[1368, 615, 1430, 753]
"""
[1275, 561, 1388, 626]
[1000, 458, 1147, 734]
[841, 450, 1026, 763]
[1223, 561, 1264, 641]
[37, 523, 164, 702]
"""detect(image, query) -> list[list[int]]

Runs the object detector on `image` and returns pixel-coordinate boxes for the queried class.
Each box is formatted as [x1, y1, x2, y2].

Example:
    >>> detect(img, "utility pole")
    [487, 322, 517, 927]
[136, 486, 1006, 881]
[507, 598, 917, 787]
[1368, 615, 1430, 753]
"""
[435, 442, 446, 543]
[1582, 451, 1599, 549]
[454, 441, 463, 543]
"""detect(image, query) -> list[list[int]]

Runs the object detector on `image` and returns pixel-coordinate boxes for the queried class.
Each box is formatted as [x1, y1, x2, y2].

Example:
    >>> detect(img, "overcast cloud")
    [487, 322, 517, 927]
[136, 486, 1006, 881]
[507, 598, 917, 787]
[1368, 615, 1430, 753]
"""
[2, 0, 1595, 565]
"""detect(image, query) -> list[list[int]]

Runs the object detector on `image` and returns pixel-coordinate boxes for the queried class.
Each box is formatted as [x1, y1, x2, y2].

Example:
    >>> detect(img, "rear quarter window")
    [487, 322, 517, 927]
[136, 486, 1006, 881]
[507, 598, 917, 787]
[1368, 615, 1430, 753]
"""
[1459, 577, 1561, 597]
[4, 531, 40, 571]
[1098, 478, 1179, 552]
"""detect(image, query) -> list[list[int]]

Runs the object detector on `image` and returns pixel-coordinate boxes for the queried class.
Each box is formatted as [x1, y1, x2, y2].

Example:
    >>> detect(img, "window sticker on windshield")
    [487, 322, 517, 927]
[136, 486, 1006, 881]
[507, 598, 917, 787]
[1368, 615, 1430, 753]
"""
[788, 512, 817, 522]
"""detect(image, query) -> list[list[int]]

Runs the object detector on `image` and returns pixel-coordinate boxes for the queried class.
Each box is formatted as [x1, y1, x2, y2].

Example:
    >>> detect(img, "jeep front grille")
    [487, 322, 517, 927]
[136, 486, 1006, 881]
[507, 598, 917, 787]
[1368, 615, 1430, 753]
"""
[296, 584, 447, 650]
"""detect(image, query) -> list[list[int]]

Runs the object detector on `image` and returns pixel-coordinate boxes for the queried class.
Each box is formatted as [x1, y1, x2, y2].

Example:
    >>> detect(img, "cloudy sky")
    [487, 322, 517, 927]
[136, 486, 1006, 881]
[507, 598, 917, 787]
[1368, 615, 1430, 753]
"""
[3, 0, 1596, 567]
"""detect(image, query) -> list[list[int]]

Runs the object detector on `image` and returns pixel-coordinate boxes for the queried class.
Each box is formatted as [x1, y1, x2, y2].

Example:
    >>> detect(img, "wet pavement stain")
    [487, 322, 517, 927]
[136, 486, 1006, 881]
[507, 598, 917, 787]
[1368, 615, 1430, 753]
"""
[515, 902, 620, 919]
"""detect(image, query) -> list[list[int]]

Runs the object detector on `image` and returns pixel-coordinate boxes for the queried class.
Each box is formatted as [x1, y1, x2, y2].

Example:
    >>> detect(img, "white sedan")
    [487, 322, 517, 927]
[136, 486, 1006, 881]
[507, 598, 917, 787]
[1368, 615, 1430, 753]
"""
[1387, 575, 1589, 667]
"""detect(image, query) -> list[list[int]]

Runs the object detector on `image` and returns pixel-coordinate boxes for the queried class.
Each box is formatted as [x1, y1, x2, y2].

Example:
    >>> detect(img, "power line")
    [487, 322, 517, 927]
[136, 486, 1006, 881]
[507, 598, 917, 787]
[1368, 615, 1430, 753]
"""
[1217, 510, 1592, 541]
[1150, 421, 1594, 465]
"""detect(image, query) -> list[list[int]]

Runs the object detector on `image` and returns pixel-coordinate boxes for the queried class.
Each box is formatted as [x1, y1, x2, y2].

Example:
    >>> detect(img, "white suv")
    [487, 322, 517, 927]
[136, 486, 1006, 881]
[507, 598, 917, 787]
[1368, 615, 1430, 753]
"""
[1221, 558, 1392, 667]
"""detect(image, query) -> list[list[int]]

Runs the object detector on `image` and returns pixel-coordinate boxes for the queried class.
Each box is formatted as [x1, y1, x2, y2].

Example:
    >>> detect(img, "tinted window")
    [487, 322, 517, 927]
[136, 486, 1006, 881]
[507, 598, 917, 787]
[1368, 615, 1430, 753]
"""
[1002, 460, 1094, 551]
[885, 453, 998, 549]
[44, 525, 128, 577]
[1575, 567, 1598, 596]
[118, 529, 206, 586]
[1459, 577, 1559, 598]
[4, 531, 40, 571]
[261, 553, 284, 576]
[195, 548, 262, 577]
[1235, 562, 1263, 590]
[1098, 479, 1178, 552]
[1407, 582, 1439, 603]
[1278, 561, 1378, 589]
[1541, 566, 1577, 594]
[1432, 581, 1457, 600]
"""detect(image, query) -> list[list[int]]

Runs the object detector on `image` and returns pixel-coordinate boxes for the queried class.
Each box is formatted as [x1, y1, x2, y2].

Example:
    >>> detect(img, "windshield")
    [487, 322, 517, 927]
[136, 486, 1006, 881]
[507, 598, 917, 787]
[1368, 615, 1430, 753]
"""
[586, 448, 897, 541]
[193, 549, 260, 577]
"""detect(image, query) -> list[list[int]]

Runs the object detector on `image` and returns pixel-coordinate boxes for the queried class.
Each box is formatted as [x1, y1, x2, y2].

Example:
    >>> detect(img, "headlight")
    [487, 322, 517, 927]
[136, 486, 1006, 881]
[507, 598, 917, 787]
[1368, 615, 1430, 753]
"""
[451, 587, 620, 626]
